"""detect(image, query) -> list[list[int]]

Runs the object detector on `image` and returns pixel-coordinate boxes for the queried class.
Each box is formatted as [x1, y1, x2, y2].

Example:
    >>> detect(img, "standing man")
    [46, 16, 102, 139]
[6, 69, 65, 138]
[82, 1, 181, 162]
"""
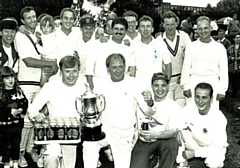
[179, 83, 228, 168]
[217, 29, 231, 50]
[227, 13, 240, 42]
[85, 17, 134, 90]
[123, 11, 140, 40]
[130, 73, 181, 168]
[128, 15, 172, 90]
[55, 7, 81, 62]
[15, 6, 58, 167]
[181, 16, 228, 109]
[75, 16, 97, 76]
[0, 17, 19, 72]
[28, 56, 86, 168]
[159, 11, 191, 108]
[83, 53, 148, 168]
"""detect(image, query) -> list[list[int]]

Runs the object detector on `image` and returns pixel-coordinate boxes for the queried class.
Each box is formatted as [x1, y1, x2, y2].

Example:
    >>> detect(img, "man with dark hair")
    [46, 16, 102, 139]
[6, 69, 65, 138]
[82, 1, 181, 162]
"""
[0, 17, 19, 71]
[130, 72, 181, 168]
[28, 55, 86, 168]
[217, 29, 231, 49]
[83, 53, 150, 168]
[123, 10, 139, 40]
[15, 6, 58, 167]
[178, 82, 228, 168]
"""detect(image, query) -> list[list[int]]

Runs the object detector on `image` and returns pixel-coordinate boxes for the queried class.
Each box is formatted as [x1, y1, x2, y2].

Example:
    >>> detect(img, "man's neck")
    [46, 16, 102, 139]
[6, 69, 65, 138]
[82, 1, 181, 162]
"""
[166, 30, 176, 42]
[83, 36, 91, 43]
[154, 96, 166, 102]
[126, 30, 138, 40]
[112, 37, 123, 44]
[61, 27, 72, 35]
[25, 25, 35, 35]
[141, 36, 152, 44]
[199, 37, 212, 43]
[2, 40, 11, 48]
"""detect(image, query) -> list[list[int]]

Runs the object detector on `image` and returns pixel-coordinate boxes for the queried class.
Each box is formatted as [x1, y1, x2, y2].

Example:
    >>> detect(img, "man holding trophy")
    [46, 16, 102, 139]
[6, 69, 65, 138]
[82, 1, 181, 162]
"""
[28, 56, 86, 168]
[82, 53, 154, 168]
[130, 72, 182, 168]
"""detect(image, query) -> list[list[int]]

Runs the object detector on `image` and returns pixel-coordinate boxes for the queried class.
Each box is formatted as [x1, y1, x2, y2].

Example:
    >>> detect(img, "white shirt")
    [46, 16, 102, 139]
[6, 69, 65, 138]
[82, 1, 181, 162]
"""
[55, 27, 81, 63]
[180, 38, 228, 94]
[129, 37, 171, 89]
[28, 77, 87, 118]
[182, 104, 228, 158]
[15, 31, 41, 82]
[160, 30, 191, 76]
[85, 38, 135, 78]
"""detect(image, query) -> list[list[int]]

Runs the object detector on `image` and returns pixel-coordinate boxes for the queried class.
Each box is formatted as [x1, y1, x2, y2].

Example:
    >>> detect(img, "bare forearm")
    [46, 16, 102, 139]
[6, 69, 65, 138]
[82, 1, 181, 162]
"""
[23, 57, 54, 68]
[153, 129, 178, 139]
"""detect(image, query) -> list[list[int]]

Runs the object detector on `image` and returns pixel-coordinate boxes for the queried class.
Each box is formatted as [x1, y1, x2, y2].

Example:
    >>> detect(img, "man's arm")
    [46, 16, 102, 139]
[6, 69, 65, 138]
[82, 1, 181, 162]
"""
[86, 75, 94, 91]
[128, 66, 136, 77]
[164, 63, 172, 81]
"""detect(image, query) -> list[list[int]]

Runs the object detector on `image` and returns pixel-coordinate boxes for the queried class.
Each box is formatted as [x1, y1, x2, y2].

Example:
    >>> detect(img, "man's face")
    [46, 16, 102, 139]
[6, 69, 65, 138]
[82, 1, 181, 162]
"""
[194, 88, 212, 115]
[54, 19, 61, 28]
[107, 57, 125, 82]
[22, 10, 37, 30]
[218, 31, 225, 40]
[139, 20, 153, 38]
[105, 20, 113, 35]
[81, 25, 95, 40]
[3, 75, 15, 90]
[152, 80, 168, 101]
[197, 20, 212, 42]
[234, 35, 240, 43]
[61, 64, 79, 86]
[163, 17, 178, 35]
[233, 14, 237, 20]
[61, 11, 75, 31]
[1, 29, 16, 47]
[124, 16, 137, 33]
[112, 24, 126, 42]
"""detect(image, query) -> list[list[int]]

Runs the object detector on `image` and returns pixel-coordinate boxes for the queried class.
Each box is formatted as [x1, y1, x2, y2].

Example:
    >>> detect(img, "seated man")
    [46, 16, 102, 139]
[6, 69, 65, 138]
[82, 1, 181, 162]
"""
[178, 82, 228, 168]
[130, 73, 181, 168]
[28, 56, 86, 168]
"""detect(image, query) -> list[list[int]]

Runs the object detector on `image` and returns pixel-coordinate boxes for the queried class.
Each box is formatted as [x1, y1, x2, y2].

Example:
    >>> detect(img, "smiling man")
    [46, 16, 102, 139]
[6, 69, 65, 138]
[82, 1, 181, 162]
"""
[181, 16, 228, 109]
[178, 82, 228, 168]
[28, 55, 87, 168]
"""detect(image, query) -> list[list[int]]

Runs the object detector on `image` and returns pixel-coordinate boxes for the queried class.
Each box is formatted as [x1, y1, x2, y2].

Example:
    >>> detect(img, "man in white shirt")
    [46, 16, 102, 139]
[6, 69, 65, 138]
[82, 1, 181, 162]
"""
[28, 56, 86, 168]
[55, 7, 82, 62]
[158, 11, 191, 109]
[75, 16, 97, 76]
[130, 72, 181, 168]
[85, 17, 135, 90]
[129, 15, 172, 90]
[178, 82, 228, 168]
[83, 53, 150, 168]
[123, 11, 140, 41]
[181, 16, 228, 109]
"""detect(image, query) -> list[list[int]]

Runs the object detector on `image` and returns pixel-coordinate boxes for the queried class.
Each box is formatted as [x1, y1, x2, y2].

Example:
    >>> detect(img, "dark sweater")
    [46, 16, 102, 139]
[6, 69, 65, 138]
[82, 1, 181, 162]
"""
[0, 88, 28, 132]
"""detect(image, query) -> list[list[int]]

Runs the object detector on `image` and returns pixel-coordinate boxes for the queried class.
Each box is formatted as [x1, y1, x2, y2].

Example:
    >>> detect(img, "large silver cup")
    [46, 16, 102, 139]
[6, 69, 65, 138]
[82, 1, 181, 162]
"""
[76, 89, 105, 141]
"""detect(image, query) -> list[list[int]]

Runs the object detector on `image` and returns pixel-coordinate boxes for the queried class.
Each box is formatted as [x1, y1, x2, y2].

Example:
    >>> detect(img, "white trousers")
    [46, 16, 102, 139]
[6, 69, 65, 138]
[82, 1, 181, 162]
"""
[83, 126, 134, 168]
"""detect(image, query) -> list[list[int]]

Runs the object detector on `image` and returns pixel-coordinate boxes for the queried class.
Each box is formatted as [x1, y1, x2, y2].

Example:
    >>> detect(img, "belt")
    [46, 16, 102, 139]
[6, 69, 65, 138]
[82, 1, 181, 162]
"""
[171, 73, 181, 77]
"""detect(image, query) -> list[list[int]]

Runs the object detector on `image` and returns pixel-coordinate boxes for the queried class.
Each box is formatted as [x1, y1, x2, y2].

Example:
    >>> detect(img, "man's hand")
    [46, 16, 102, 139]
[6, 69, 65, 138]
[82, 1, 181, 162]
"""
[139, 129, 157, 142]
[216, 94, 225, 101]
[123, 39, 130, 46]
[183, 149, 195, 160]
[176, 130, 185, 147]
[100, 35, 110, 43]
[183, 89, 192, 98]
[51, 61, 59, 75]
[34, 113, 46, 122]
[142, 90, 154, 107]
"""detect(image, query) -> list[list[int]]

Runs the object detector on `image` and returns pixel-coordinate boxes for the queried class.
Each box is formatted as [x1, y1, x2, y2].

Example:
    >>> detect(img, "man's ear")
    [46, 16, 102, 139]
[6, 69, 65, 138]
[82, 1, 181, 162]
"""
[21, 19, 25, 25]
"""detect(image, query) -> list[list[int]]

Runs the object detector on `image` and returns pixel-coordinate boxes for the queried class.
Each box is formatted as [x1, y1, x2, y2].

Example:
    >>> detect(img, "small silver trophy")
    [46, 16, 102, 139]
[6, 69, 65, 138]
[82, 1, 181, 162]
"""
[75, 85, 105, 141]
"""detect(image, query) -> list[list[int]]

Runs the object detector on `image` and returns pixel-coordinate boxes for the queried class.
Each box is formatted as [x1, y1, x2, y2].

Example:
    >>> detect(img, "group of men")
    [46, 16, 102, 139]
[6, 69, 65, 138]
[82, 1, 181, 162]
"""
[0, 1, 229, 168]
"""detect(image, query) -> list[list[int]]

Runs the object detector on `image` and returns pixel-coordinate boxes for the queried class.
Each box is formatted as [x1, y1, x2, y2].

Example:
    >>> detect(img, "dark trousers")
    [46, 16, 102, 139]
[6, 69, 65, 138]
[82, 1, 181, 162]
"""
[2, 131, 21, 163]
[75, 141, 84, 168]
[130, 138, 178, 168]
[229, 72, 240, 97]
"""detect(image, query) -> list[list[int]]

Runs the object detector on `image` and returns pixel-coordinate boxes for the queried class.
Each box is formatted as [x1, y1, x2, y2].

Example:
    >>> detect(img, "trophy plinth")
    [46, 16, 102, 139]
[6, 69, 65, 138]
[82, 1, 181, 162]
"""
[81, 124, 105, 141]
[76, 86, 106, 141]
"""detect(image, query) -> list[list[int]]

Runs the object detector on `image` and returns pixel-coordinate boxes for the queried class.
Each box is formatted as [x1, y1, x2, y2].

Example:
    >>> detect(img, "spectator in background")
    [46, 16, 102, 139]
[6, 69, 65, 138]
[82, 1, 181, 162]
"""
[0, 17, 19, 72]
[180, 17, 193, 38]
[53, 15, 61, 28]
[123, 11, 140, 40]
[217, 29, 231, 49]
[226, 33, 240, 98]
[227, 13, 240, 43]
[210, 17, 218, 36]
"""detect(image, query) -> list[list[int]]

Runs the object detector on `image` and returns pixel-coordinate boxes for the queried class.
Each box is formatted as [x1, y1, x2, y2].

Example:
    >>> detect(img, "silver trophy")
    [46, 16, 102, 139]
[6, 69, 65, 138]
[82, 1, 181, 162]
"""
[76, 86, 105, 141]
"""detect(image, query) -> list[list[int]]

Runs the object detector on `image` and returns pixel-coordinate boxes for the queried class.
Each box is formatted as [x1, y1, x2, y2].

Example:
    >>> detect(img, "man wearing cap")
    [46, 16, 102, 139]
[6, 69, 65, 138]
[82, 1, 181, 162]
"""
[75, 16, 97, 76]
[0, 17, 19, 72]
[130, 72, 181, 168]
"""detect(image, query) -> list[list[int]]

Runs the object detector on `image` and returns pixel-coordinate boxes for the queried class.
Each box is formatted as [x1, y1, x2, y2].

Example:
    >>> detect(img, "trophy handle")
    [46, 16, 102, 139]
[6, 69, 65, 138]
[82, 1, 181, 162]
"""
[75, 97, 84, 116]
[96, 94, 105, 112]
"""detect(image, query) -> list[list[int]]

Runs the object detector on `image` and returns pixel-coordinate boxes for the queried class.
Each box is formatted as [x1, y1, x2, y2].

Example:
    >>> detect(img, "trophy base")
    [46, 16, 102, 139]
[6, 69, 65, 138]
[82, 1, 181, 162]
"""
[81, 125, 105, 141]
